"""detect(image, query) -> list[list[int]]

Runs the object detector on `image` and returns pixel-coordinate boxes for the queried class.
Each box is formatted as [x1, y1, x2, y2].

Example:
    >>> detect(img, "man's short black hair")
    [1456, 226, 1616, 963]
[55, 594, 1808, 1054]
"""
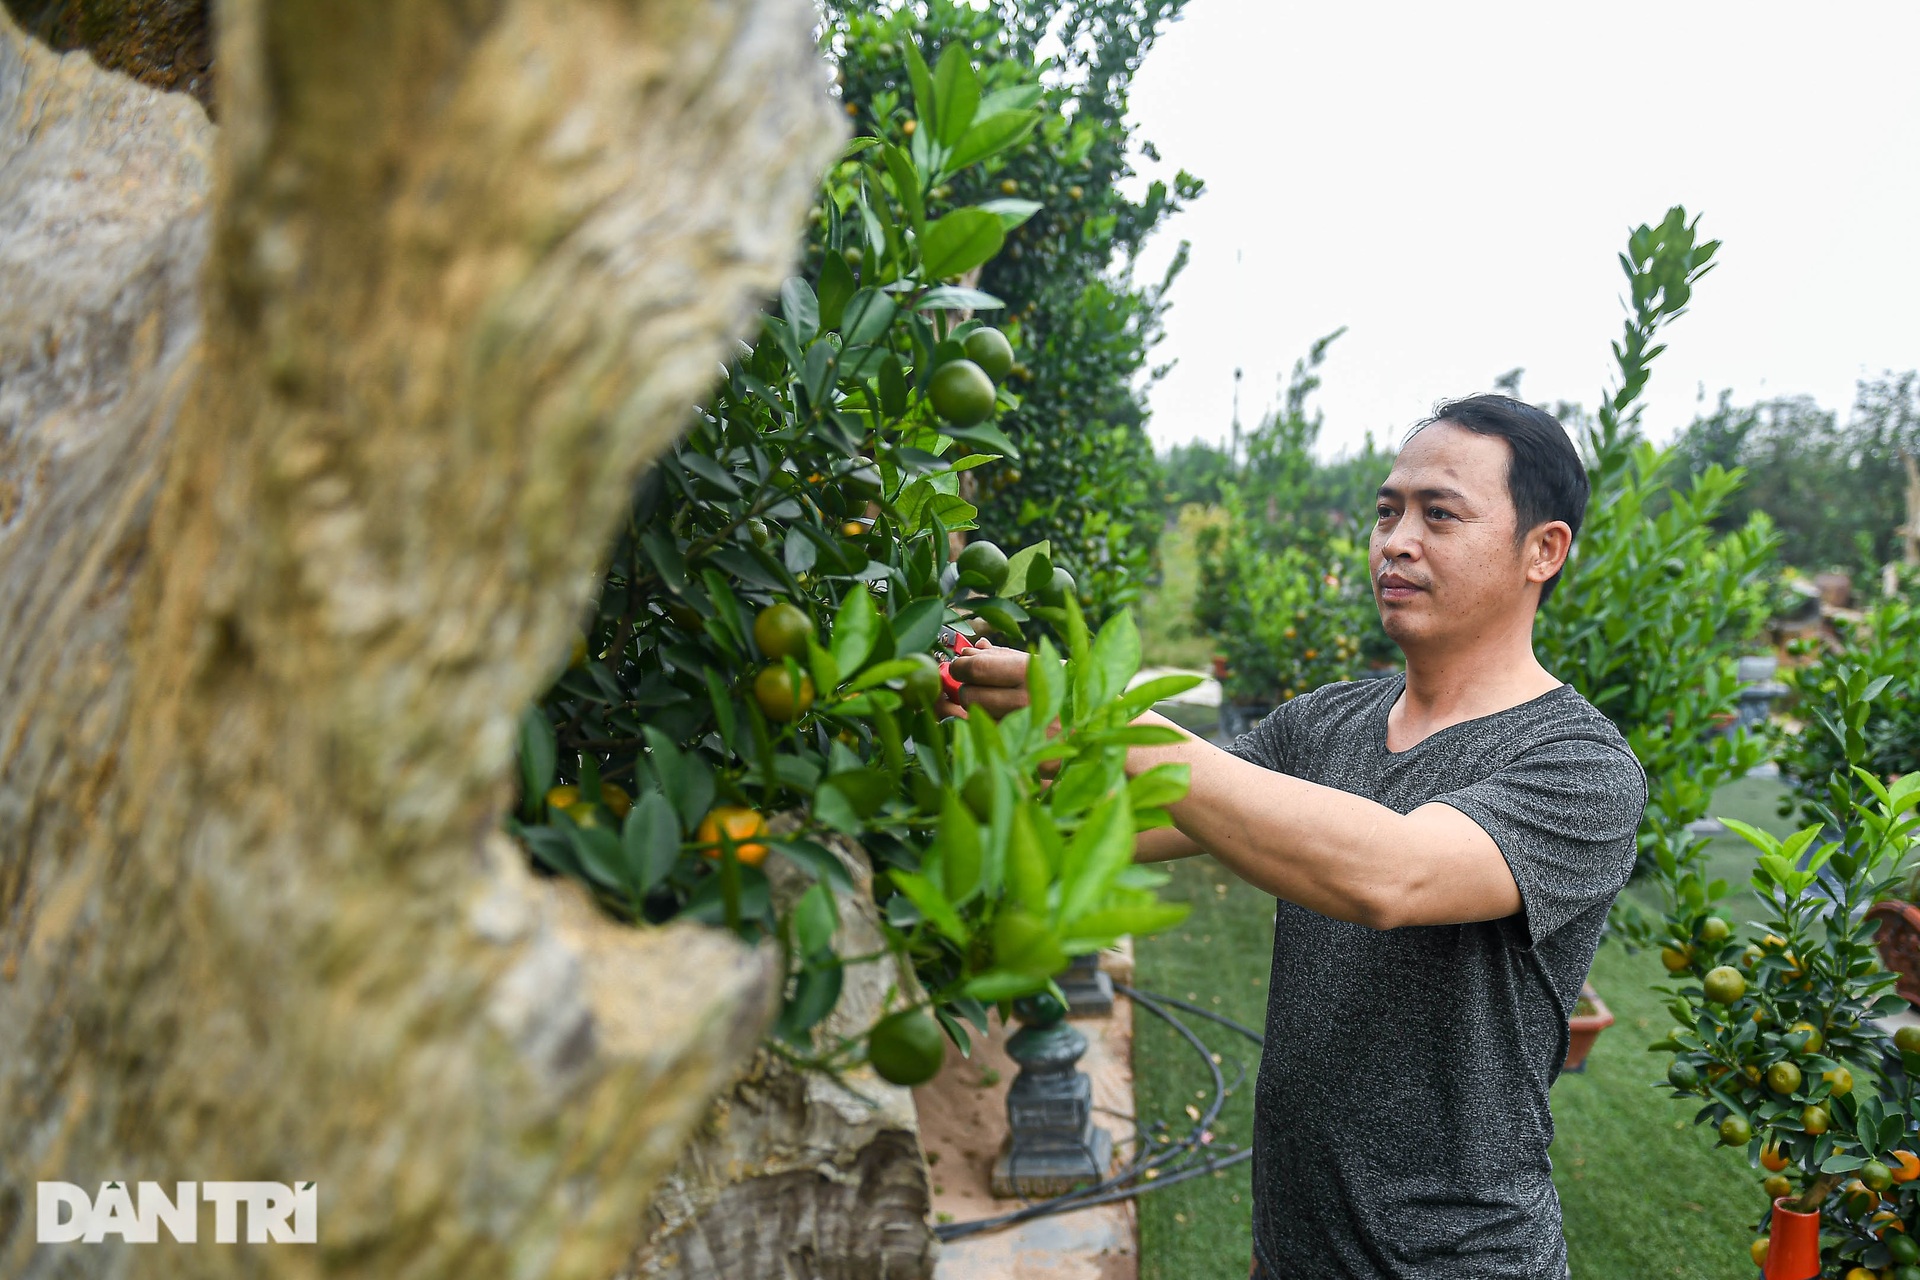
[1410, 394, 1588, 608]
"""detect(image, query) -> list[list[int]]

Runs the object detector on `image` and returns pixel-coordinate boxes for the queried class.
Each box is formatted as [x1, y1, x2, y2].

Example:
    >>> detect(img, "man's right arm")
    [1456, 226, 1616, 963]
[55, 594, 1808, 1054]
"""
[1136, 826, 1207, 862]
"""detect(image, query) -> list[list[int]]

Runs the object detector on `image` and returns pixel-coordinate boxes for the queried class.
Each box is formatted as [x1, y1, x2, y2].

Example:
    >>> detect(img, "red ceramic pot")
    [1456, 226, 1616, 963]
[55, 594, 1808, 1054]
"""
[1763, 1198, 1820, 1280]
[1867, 899, 1920, 1007]
[1562, 983, 1613, 1072]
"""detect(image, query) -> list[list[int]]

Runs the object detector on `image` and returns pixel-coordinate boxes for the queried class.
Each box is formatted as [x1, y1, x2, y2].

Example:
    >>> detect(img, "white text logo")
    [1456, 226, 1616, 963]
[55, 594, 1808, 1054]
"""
[36, 1182, 317, 1243]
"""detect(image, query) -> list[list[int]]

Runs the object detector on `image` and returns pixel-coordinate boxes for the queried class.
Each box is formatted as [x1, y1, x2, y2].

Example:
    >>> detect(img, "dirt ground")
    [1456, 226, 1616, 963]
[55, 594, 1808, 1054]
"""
[915, 947, 1139, 1280]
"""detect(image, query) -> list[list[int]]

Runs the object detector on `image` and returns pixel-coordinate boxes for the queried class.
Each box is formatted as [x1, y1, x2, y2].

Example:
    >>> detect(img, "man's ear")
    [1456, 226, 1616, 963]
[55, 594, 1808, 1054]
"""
[1525, 521, 1573, 584]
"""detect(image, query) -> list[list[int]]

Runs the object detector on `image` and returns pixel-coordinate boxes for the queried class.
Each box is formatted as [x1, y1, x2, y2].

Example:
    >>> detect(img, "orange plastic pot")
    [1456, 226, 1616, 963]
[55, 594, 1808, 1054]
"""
[1563, 983, 1614, 1073]
[1763, 1198, 1820, 1280]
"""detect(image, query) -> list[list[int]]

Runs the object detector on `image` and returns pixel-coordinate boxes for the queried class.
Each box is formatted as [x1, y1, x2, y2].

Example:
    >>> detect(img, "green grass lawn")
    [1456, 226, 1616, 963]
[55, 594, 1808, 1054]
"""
[1133, 856, 1272, 1280]
[1133, 776, 1799, 1280]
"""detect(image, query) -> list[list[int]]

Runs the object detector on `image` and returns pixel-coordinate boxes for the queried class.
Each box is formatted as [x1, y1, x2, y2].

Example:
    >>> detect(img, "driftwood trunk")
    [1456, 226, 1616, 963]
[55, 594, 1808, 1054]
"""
[0, 1, 840, 1276]
[627, 835, 937, 1280]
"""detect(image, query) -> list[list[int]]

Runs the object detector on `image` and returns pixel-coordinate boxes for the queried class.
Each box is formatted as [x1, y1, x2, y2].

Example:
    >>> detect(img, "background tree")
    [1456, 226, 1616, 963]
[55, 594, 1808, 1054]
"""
[1673, 374, 1920, 574]
[823, 0, 1203, 623]
[1534, 208, 1778, 935]
[1158, 438, 1235, 510]
[1192, 330, 1397, 704]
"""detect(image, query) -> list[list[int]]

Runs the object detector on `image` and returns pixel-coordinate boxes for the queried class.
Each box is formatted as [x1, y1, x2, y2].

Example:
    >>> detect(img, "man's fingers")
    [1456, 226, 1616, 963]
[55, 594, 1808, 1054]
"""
[956, 684, 1030, 718]
[949, 646, 1029, 687]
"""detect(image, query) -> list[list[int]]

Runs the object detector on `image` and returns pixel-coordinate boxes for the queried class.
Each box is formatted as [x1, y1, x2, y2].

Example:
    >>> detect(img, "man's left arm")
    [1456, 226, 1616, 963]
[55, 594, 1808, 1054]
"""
[1129, 711, 1522, 931]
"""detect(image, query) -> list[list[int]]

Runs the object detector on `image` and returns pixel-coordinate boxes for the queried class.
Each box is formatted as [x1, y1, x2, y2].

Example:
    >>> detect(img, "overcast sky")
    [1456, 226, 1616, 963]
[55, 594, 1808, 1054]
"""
[1119, 1, 1920, 458]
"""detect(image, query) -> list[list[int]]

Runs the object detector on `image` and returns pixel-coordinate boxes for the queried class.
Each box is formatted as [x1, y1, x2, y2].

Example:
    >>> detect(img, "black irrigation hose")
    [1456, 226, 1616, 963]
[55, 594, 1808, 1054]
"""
[931, 980, 1266, 1243]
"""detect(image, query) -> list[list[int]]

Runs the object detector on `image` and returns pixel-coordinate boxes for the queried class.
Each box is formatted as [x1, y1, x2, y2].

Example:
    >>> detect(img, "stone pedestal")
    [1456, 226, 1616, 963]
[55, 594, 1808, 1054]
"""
[1058, 950, 1114, 1017]
[990, 993, 1113, 1197]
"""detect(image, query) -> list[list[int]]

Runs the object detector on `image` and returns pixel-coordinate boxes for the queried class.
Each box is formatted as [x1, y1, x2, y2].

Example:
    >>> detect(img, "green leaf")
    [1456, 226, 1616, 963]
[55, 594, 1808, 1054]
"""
[520, 823, 583, 880]
[1779, 824, 1825, 864]
[1061, 902, 1190, 949]
[939, 788, 985, 904]
[823, 768, 891, 817]
[557, 811, 627, 891]
[920, 209, 1005, 281]
[783, 525, 818, 574]
[806, 637, 842, 698]
[904, 43, 937, 133]
[811, 782, 862, 835]
[1091, 725, 1187, 747]
[939, 420, 1020, 459]
[891, 869, 968, 945]
[1128, 763, 1191, 811]
[640, 530, 688, 594]
[848, 657, 925, 692]
[776, 962, 843, 1042]
[945, 109, 1040, 174]
[623, 790, 681, 894]
[932, 42, 979, 147]
[831, 587, 880, 676]
[973, 197, 1042, 230]
[680, 864, 771, 926]
[962, 969, 1049, 1002]
[891, 597, 947, 656]
[1116, 673, 1206, 718]
[913, 285, 1007, 312]
[768, 838, 855, 893]
[1002, 541, 1052, 596]
[1027, 636, 1065, 735]
[780, 277, 819, 345]
[977, 84, 1043, 115]
[842, 287, 898, 347]
[801, 342, 834, 409]
[703, 666, 738, 752]
[879, 354, 909, 417]
[817, 249, 856, 331]
[991, 908, 1067, 978]
[792, 881, 839, 958]
[1089, 610, 1143, 707]
[1059, 792, 1136, 923]
[518, 706, 557, 818]
[1007, 803, 1052, 915]
[882, 144, 925, 239]
[1718, 816, 1782, 856]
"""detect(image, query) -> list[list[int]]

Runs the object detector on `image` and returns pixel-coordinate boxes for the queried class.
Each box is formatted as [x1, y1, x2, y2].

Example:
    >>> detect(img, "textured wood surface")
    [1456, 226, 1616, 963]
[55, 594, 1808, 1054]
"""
[0, 2, 841, 1275]
[629, 834, 937, 1280]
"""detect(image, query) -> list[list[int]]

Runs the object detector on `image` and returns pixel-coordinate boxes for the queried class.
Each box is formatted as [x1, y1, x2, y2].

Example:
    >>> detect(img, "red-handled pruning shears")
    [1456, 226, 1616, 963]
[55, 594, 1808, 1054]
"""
[938, 625, 976, 702]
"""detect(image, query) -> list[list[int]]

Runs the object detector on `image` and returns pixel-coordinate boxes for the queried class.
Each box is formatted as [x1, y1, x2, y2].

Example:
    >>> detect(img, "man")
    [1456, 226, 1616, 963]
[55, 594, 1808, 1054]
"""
[947, 395, 1646, 1278]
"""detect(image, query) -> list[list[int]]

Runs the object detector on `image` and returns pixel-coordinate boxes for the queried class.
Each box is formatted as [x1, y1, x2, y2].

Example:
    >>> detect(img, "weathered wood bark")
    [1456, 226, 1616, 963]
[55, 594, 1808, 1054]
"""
[627, 835, 937, 1280]
[0, 0, 841, 1276]
[1, 0, 214, 111]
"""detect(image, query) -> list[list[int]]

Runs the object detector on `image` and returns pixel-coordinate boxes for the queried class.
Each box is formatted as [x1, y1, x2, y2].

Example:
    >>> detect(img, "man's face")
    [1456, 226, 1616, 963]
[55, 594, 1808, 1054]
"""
[1368, 422, 1534, 650]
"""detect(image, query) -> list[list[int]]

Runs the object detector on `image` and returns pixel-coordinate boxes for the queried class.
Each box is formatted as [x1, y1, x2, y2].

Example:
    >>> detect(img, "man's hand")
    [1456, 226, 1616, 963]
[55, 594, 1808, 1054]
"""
[939, 638, 1033, 719]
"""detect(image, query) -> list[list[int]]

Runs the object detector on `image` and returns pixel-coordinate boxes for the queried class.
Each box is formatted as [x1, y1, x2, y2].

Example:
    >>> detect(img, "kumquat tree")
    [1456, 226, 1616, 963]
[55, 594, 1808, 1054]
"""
[1653, 670, 1920, 1277]
[510, 39, 1194, 1087]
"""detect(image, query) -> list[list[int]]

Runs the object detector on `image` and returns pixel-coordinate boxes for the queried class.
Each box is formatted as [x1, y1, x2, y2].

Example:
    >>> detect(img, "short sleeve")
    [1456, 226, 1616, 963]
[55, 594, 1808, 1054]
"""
[1224, 689, 1319, 775]
[1432, 733, 1646, 948]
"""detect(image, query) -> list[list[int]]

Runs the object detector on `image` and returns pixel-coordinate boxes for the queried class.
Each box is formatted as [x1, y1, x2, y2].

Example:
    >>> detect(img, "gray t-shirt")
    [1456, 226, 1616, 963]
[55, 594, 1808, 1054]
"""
[1227, 674, 1644, 1279]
